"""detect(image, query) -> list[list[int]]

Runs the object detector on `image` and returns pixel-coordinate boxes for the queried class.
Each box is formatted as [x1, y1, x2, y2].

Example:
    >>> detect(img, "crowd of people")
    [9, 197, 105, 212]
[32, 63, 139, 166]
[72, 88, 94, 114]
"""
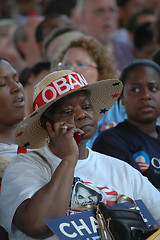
[1, 0, 160, 239]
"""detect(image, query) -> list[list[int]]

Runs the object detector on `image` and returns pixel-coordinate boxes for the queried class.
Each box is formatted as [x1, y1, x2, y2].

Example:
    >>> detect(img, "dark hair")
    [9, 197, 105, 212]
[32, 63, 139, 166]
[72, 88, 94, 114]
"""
[31, 61, 50, 75]
[120, 59, 160, 85]
[127, 8, 155, 32]
[152, 48, 160, 66]
[43, 26, 78, 51]
[19, 61, 50, 87]
[13, 24, 27, 59]
[116, 0, 129, 7]
[35, 13, 73, 43]
[133, 22, 154, 50]
[42, 0, 76, 17]
[19, 67, 31, 87]
[36, 13, 65, 43]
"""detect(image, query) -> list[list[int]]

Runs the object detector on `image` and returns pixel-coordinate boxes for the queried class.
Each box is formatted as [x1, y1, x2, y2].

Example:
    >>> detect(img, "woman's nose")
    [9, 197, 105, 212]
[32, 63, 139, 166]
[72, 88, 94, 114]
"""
[140, 88, 151, 100]
[74, 109, 86, 121]
[10, 79, 21, 93]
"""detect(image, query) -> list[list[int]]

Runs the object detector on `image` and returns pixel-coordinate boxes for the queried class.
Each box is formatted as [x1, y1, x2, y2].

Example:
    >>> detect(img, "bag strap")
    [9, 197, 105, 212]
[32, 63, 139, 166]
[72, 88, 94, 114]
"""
[68, 204, 108, 239]
[96, 204, 109, 240]
[32, 151, 54, 175]
[117, 194, 136, 209]
[68, 205, 97, 211]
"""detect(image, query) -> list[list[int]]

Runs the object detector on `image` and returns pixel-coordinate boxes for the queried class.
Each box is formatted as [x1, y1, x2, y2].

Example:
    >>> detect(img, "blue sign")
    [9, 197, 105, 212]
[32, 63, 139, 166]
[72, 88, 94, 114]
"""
[45, 200, 156, 240]
[46, 209, 100, 240]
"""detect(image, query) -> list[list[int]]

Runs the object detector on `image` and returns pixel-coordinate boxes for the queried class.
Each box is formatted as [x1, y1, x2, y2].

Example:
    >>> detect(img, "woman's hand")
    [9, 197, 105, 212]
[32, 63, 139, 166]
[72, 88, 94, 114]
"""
[46, 121, 84, 161]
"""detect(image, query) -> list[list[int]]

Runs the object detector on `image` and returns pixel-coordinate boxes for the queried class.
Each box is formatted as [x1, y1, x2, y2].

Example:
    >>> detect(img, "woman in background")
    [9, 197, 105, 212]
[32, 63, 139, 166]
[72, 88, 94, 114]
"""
[52, 35, 127, 147]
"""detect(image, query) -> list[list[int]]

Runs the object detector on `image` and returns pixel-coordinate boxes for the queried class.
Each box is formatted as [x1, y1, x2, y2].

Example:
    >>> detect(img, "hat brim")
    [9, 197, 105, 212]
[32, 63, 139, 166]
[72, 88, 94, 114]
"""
[15, 79, 122, 149]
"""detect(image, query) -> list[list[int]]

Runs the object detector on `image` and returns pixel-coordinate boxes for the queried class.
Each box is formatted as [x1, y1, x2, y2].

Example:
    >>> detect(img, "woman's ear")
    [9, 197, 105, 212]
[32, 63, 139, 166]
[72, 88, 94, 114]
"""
[45, 122, 55, 140]
[41, 117, 54, 131]
[46, 120, 54, 132]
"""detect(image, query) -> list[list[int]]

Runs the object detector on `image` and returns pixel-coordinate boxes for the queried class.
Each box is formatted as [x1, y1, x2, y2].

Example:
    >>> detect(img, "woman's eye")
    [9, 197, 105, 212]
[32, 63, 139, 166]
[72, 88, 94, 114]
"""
[64, 109, 72, 114]
[132, 87, 140, 93]
[77, 64, 86, 68]
[0, 77, 6, 87]
[83, 104, 91, 109]
[0, 83, 6, 87]
[150, 86, 158, 92]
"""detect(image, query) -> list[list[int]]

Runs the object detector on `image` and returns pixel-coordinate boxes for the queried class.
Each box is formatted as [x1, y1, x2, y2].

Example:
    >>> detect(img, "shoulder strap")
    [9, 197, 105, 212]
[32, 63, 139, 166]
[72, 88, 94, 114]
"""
[117, 194, 136, 209]
[32, 151, 54, 175]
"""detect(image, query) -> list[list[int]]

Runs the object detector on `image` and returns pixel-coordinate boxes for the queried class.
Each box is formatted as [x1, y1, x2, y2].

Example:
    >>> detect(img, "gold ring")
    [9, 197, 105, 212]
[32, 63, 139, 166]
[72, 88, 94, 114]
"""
[61, 126, 68, 130]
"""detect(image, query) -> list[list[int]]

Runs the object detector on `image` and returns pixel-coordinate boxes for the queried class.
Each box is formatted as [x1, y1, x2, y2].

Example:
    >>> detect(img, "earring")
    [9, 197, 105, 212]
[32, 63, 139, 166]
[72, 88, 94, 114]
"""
[46, 136, 50, 144]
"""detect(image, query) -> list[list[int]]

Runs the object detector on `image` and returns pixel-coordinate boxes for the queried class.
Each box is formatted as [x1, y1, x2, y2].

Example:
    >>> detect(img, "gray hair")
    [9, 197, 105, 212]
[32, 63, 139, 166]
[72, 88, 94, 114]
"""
[13, 24, 27, 59]
[74, 0, 89, 13]
[74, 0, 117, 13]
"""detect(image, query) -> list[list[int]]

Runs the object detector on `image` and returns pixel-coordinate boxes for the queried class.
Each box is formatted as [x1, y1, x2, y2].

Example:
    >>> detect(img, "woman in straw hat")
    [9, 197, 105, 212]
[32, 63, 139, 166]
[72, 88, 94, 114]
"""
[0, 70, 160, 239]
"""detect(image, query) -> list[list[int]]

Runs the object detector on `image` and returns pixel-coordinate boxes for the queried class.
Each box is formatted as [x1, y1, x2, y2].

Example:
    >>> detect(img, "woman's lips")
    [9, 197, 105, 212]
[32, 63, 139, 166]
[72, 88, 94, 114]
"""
[13, 96, 25, 107]
[140, 105, 153, 112]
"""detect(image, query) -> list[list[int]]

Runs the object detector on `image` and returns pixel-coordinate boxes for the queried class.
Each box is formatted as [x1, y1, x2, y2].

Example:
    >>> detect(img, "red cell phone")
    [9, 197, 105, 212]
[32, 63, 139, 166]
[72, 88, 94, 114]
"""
[74, 132, 81, 146]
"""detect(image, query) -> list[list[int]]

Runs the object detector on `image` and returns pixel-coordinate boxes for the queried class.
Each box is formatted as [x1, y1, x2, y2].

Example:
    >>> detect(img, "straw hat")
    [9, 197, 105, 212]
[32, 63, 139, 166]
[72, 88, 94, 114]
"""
[15, 70, 123, 149]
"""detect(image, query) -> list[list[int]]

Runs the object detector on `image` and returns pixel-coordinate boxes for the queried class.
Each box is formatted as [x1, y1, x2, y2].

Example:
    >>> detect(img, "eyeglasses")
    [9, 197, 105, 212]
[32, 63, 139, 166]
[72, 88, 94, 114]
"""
[57, 62, 97, 71]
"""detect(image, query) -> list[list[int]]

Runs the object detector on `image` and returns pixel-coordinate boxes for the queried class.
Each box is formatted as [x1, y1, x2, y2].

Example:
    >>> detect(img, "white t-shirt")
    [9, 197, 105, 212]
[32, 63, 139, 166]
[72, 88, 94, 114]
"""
[0, 143, 18, 158]
[0, 143, 18, 181]
[0, 145, 160, 240]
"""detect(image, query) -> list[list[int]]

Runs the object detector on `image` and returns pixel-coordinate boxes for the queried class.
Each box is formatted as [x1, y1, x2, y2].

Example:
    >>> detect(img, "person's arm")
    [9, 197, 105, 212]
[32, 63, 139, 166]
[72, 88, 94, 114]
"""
[13, 157, 76, 238]
[13, 122, 83, 238]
